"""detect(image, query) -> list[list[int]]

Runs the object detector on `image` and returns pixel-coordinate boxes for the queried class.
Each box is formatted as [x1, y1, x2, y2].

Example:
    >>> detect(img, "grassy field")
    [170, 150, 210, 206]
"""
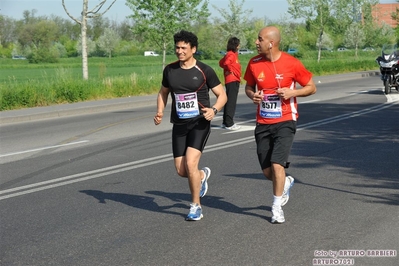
[0, 51, 380, 111]
[0, 56, 168, 82]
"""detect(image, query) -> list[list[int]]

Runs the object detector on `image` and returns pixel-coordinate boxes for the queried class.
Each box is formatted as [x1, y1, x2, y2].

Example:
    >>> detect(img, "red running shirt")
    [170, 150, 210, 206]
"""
[244, 53, 312, 124]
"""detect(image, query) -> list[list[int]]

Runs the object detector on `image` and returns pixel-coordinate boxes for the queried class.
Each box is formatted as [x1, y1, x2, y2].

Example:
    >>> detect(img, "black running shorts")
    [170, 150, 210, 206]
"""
[254, 121, 296, 169]
[172, 118, 211, 158]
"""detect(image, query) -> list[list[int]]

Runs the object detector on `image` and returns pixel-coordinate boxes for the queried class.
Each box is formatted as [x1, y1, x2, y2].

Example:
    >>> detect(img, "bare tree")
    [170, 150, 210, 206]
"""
[62, 0, 116, 80]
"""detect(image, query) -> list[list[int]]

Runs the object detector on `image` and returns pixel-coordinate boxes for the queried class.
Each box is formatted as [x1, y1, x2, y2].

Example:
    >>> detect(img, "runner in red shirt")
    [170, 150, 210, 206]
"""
[244, 26, 317, 224]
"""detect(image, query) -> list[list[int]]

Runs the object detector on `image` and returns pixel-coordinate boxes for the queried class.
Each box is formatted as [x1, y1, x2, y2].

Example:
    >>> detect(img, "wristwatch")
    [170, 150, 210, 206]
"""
[212, 107, 218, 115]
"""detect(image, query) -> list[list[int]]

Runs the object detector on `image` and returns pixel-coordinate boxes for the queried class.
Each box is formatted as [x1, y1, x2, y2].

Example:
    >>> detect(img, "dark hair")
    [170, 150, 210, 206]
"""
[173, 30, 198, 49]
[226, 37, 240, 52]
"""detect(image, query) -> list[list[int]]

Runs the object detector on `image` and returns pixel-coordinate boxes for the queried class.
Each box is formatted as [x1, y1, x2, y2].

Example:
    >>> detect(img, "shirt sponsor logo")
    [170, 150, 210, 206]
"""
[267, 95, 280, 101]
[184, 93, 196, 100]
[257, 71, 265, 82]
[178, 111, 198, 118]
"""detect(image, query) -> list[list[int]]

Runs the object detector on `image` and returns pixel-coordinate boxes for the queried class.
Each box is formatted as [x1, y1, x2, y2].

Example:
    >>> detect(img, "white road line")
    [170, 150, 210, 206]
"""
[0, 140, 89, 158]
[0, 155, 173, 201]
[1, 101, 398, 201]
[0, 152, 173, 196]
[297, 101, 397, 130]
[300, 99, 320, 104]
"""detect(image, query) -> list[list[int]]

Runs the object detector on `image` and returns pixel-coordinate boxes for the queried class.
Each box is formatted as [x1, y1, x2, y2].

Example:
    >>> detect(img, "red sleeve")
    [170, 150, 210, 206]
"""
[218, 57, 225, 68]
[294, 60, 312, 86]
[244, 61, 256, 86]
[221, 52, 234, 72]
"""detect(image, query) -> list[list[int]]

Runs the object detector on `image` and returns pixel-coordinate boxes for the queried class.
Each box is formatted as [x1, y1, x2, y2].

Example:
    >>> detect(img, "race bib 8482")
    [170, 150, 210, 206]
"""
[174, 92, 200, 119]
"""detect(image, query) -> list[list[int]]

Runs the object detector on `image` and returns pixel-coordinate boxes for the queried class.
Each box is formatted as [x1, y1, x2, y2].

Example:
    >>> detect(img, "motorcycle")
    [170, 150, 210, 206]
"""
[376, 44, 399, 94]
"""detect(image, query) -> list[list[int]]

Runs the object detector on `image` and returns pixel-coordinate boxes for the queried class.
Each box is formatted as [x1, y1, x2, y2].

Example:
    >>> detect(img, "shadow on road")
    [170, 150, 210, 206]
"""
[80, 189, 271, 220]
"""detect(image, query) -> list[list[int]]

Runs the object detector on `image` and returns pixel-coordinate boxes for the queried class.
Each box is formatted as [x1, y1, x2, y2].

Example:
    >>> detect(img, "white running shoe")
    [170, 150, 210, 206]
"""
[271, 205, 285, 224]
[281, 175, 294, 206]
[200, 167, 211, 197]
[224, 124, 241, 130]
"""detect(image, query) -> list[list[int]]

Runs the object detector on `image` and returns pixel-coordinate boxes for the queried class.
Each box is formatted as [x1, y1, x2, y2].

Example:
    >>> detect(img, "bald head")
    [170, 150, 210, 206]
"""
[259, 26, 281, 46]
[255, 26, 282, 59]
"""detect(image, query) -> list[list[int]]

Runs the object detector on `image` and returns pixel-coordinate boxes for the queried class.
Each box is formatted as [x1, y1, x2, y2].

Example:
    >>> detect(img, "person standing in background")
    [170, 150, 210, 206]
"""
[154, 30, 227, 221]
[219, 37, 242, 130]
[244, 26, 317, 224]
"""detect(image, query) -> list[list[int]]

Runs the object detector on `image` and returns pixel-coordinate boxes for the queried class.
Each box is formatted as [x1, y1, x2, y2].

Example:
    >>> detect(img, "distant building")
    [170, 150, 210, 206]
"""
[371, 3, 399, 27]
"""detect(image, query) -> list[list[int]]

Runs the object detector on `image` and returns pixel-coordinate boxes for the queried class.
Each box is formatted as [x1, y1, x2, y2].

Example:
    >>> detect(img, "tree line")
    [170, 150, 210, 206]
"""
[0, 0, 397, 64]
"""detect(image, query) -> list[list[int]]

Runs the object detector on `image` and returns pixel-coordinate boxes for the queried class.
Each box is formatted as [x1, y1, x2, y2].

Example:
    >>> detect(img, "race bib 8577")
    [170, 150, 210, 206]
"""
[260, 94, 282, 118]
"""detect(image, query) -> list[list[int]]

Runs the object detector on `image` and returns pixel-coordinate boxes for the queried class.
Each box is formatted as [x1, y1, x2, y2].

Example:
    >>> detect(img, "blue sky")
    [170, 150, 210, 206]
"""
[1, 0, 397, 22]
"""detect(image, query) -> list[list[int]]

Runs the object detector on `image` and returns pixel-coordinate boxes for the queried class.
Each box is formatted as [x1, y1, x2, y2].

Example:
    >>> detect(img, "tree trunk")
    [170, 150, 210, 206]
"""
[317, 6, 324, 64]
[81, 0, 89, 80]
[62, 0, 117, 80]
[162, 42, 167, 70]
[317, 29, 323, 63]
[355, 43, 358, 58]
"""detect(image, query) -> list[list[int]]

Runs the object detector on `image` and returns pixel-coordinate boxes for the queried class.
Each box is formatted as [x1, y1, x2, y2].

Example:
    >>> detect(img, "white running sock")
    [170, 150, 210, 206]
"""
[273, 195, 282, 207]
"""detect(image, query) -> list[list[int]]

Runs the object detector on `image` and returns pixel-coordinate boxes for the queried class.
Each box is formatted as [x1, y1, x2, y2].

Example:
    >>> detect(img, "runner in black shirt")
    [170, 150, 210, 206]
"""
[154, 30, 227, 221]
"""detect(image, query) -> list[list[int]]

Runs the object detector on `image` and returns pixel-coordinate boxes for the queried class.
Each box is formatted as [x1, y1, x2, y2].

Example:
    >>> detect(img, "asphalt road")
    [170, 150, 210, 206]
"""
[0, 72, 398, 266]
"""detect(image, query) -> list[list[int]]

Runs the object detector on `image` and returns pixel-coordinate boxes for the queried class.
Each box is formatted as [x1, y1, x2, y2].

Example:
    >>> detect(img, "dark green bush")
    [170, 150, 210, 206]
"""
[28, 47, 59, 64]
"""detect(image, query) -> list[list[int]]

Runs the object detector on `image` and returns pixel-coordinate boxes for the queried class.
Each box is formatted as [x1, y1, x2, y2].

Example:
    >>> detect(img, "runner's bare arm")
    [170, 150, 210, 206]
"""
[245, 83, 262, 104]
[211, 84, 227, 111]
[154, 86, 169, 125]
[277, 79, 317, 100]
[202, 84, 227, 121]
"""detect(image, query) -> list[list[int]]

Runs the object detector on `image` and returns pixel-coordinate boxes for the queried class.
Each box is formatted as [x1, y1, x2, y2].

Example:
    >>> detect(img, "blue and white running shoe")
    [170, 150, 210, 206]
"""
[186, 203, 203, 221]
[200, 167, 211, 197]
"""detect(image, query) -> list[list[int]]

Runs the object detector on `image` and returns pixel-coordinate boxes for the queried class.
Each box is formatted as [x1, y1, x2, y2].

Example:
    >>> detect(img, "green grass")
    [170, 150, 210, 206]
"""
[0, 51, 380, 111]
[0, 56, 167, 82]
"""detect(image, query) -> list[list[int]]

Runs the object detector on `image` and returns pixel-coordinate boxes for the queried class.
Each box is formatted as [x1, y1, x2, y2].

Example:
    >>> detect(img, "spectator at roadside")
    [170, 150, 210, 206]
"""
[219, 37, 242, 130]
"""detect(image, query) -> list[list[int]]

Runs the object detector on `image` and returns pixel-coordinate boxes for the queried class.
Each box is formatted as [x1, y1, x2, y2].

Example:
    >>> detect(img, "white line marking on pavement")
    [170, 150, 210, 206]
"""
[1, 101, 397, 201]
[300, 99, 320, 104]
[0, 140, 89, 158]
[0, 152, 174, 200]
[222, 125, 255, 134]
